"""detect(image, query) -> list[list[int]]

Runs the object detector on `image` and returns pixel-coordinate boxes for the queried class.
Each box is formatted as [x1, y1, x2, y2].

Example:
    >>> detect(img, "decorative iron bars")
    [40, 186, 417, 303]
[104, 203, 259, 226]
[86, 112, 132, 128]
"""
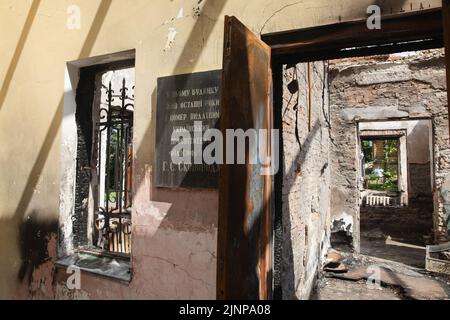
[94, 78, 133, 254]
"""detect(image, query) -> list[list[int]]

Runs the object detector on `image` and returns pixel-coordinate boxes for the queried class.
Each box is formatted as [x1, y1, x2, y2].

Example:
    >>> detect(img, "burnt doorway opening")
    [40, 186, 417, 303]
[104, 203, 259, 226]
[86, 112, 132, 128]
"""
[265, 8, 446, 299]
[218, 7, 449, 300]
[277, 49, 443, 272]
[358, 120, 435, 268]
[273, 48, 442, 297]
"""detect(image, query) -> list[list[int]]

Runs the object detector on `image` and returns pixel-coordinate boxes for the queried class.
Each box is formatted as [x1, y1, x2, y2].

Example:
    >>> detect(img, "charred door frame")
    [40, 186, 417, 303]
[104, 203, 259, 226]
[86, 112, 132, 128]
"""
[264, 7, 444, 299]
[217, 16, 274, 300]
[218, 7, 447, 300]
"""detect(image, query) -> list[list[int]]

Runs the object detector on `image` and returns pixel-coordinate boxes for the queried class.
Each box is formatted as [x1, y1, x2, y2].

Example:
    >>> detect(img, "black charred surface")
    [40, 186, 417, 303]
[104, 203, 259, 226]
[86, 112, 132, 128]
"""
[73, 67, 95, 248]
[331, 219, 354, 252]
[72, 60, 134, 249]
[18, 212, 58, 283]
[331, 231, 354, 252]
[272, 61, 284, 300]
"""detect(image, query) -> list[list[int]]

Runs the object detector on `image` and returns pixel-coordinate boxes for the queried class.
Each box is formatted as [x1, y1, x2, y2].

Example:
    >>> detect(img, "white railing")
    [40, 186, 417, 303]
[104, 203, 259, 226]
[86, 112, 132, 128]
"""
[364, 194, 396, 206]
[361, 190, 404, 207]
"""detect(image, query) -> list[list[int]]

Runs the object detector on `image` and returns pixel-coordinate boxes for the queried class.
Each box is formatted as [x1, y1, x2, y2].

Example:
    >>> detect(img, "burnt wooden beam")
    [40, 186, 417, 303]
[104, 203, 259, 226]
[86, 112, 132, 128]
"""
[263, 8, 443, 61]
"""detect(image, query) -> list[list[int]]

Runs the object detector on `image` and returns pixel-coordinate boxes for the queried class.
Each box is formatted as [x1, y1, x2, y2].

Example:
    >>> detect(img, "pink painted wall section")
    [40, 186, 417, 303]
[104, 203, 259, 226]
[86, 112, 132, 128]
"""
[130, 184, 218, 299]
[55, 174, 218, 299]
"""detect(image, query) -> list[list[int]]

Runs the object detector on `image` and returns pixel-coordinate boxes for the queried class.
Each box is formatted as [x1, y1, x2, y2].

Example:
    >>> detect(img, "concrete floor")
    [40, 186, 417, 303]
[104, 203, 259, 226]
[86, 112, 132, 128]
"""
[359, 209, 433, 269]
[312, 252, 450, 300]
[360, 233, 426, 268]
[312, 277, 402, 300]
[312, 203, 450, 300]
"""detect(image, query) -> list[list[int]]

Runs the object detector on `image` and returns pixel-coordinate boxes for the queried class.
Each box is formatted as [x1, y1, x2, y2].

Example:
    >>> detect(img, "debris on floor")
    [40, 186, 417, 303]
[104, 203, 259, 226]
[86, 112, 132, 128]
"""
[323, 249, 348, 273]
[313, 249, 450, 300]
[360, 225, 429, 268]
[312, 278, 403, 300]
[426, 242, 450, 275]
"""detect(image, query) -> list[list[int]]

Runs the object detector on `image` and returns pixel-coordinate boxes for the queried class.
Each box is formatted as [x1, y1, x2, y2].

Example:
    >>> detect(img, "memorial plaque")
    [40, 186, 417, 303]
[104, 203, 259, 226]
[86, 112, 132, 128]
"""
[156, 70, 221, 188]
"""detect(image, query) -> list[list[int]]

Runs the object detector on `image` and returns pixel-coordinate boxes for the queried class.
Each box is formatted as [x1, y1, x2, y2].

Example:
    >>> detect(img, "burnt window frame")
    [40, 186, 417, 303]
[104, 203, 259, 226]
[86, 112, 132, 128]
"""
[74, 59, 135, 259]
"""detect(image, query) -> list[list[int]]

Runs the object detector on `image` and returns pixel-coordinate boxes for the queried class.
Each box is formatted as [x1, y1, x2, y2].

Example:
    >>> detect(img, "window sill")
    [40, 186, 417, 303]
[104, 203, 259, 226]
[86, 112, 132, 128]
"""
[55, 251, 131, 283]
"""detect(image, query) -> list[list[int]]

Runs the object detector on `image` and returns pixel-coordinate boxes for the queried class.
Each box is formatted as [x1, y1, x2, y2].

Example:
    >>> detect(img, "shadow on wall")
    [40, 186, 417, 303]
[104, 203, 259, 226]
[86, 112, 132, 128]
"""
[138, 0, 228, 175]
[56, 0, 228, 299]
[7, 0, 112, 220]
[274, 60, 332, 300]
[408, 122, 433, 200]
[0, 1, 42, 297]
[133, 0, 227, 242]
[2, 0, 224, 300]
[0, 0, 112, 298]
[0, 0, 41, 111]
[281, 120, 323, 300]
[171, 0, 226, 75]
[6, 0, 428, 300]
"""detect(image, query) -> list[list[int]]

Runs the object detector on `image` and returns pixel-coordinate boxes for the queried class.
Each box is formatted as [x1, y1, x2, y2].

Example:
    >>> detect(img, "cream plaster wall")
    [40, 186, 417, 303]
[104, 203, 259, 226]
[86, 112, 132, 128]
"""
[0, 0, 441, 299]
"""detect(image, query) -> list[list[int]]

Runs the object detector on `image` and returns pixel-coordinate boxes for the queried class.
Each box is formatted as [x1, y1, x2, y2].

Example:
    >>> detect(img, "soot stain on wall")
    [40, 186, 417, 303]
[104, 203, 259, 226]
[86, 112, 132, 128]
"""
[18, 211, 58, 291]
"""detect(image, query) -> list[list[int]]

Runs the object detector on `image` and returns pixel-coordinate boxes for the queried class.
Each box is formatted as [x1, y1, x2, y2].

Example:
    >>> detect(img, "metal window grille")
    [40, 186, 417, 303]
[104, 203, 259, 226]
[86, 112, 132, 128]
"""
[93, 78, 133, 254]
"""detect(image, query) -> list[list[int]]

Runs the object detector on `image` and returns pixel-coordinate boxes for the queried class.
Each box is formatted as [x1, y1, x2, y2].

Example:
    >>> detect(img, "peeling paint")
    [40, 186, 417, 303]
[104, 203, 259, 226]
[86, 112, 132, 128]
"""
[164, 27, 178, 52]
[193, 0, 205, 17]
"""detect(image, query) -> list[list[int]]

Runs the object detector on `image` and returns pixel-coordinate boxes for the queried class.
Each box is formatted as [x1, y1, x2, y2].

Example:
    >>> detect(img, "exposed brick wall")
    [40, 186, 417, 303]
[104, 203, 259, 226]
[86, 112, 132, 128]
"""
[281, 61, 331, 299]
[329, 49, 450, 244]
[410, 163, 432, 197]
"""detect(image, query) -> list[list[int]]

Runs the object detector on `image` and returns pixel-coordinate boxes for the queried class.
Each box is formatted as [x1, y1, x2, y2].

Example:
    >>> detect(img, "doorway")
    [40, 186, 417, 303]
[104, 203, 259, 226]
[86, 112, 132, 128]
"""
[217, 7, 448, 300]
[358, 120, 435, 268]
